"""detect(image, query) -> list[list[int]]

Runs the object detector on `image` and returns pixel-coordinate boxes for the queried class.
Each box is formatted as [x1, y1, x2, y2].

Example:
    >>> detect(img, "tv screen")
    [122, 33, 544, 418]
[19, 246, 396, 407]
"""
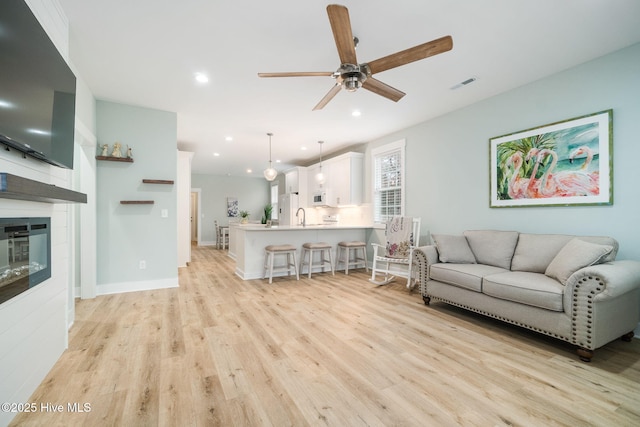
[0, 0, 77, 169]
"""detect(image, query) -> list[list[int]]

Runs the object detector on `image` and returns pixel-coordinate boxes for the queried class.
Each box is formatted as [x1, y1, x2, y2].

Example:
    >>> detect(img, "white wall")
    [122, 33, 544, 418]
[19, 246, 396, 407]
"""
[0, 2, 94, 426]
[95, 101, 178, 295]
[364, 43, 640, 261]
[191, 174, 271, 245]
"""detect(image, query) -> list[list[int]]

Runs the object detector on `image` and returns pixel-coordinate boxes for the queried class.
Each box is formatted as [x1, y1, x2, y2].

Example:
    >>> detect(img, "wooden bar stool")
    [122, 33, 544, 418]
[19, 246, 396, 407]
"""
[263, 244, 299, 284]
[337, 241, 368, 275]
[299, 242, 334, 278]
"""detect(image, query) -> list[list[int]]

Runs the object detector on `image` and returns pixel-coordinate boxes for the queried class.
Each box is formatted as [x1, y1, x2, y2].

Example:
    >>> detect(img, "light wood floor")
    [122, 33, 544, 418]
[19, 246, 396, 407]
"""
[11, 246, 640, 426]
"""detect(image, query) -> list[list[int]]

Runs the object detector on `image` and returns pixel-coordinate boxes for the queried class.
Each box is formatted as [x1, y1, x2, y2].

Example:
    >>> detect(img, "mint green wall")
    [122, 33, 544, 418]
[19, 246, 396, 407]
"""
[366, 43, 640, 260]
[96, 101, 178, 286]
[191, 174, 271, 243]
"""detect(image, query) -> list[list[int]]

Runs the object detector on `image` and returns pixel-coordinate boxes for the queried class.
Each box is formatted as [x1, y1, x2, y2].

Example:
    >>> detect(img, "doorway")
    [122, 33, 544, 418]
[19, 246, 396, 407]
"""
[190, 190, 200, 244]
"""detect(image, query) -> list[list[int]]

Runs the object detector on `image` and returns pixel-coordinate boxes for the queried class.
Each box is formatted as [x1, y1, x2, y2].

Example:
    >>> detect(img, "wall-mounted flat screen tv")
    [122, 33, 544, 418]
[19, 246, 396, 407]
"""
[0, 0, 77, 169]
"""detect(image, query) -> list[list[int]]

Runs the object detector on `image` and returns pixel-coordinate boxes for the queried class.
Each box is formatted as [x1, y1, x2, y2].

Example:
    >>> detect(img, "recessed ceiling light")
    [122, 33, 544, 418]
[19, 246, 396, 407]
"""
[352, 110, 361, 117]
[195, 72, 209, 83]
[213, 152, 220, 157]
[225, 136, 233, 141]
[276, 159, 281, 163]
[301, 147, 307, 151]
[246, 169, 252, 173]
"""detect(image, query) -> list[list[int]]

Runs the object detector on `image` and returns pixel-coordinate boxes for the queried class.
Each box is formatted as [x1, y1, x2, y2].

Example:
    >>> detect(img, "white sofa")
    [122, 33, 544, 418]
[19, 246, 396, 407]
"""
[413, 230, 640, 361]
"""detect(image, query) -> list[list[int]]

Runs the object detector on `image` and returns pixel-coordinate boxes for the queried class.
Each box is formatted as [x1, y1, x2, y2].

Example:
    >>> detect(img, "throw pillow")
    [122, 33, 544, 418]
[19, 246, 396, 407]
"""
[545, 238, 613, 285]
[432, 234, 476, 264]
[463, 230, 519, 270]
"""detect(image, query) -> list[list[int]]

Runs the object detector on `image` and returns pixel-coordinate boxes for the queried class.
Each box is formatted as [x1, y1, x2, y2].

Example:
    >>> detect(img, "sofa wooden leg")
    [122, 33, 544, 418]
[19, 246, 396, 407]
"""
[621, 331, 635, 342]
[422, 296, 431, 306]
[577, 347, 593, 362]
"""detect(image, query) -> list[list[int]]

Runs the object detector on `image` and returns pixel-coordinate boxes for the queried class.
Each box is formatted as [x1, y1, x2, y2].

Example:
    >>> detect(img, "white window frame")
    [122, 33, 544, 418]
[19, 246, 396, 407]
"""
[371, 139, 406, 224]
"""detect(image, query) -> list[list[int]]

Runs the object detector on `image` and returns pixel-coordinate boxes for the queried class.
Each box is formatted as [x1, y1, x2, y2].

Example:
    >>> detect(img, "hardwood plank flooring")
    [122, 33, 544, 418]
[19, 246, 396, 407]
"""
[10, 246, 640, 426]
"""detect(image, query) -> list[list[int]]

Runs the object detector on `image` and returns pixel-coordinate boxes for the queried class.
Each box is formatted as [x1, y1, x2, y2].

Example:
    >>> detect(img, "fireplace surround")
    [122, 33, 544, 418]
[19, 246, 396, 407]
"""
[0, 217, 51, 305]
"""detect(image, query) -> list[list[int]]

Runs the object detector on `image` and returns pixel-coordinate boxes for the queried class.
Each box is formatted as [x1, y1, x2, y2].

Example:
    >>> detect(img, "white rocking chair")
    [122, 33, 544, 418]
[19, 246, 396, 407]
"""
[369, 217, 421, 289]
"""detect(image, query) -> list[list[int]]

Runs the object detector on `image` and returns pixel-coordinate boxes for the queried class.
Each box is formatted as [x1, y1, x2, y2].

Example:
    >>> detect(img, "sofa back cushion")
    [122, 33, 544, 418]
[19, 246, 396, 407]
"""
[512, 234, 618, 273]
[431, 234, 476, 264]
[463, 230, 519, 270]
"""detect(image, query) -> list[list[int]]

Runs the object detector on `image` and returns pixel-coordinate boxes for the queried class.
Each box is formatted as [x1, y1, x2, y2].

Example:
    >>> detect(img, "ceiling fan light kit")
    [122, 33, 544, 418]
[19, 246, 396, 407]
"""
[263, 132, 278, 182]
[258, 4, 453, 110]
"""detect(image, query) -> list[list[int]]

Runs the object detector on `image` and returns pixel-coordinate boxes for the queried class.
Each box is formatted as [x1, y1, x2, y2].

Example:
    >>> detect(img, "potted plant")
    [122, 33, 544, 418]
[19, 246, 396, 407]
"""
[239, 210, 250, 224]
[262, 204, 273, 224]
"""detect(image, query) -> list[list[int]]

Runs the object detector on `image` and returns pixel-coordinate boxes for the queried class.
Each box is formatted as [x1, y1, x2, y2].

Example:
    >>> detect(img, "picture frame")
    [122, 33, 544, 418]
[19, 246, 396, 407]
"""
[490, 109, 612, 208]
[227, 197, 238, 217]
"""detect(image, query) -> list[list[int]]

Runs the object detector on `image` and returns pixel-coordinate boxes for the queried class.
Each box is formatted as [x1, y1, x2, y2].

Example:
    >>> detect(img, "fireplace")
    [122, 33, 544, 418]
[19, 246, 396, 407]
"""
[0, 217, 51, 305]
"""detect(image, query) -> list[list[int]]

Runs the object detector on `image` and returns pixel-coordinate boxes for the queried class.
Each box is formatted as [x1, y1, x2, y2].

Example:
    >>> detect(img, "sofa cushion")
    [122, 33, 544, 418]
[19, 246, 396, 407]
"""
[430, 263, 507, 292]
[512, 234, 619, 273]
[483, 272, 565, 312]
[511, 234, 572, 273]
[463, 230, 520, 270]
[545, 238, 614, 285]
[432, 234, 476, 264]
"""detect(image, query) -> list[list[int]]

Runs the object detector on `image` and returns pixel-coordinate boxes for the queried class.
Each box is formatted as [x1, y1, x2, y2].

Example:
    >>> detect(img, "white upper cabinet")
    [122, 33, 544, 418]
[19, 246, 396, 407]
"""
[307, 152, 363, 206]
[284, 166, 308, 197]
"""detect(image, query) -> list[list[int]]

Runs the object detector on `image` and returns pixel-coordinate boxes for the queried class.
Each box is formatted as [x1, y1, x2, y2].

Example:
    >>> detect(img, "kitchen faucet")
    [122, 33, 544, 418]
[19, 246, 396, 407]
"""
[296, 207, 306, 227]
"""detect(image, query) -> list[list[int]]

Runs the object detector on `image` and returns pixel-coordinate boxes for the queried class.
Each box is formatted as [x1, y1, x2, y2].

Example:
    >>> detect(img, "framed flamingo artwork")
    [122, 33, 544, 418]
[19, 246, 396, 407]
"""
[490, 109, 613, 208]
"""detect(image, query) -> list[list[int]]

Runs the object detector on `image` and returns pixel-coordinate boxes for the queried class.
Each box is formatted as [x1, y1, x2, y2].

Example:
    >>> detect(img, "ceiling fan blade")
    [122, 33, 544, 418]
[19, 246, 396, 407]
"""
[366, 35, 453, 75]
[362, 77, 405, 102]
[258, 72, 333, 78]
[326, 4, 357, 65]
[313, 82, 342, 111]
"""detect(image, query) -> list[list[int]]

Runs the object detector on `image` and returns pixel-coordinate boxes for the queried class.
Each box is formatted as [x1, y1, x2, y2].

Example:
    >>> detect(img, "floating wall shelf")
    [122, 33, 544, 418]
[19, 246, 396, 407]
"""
[120, 200, 154, 205]
[142, 179, 174, 184]
[96, 156, 134, 163]
[0, 173, 87, 203]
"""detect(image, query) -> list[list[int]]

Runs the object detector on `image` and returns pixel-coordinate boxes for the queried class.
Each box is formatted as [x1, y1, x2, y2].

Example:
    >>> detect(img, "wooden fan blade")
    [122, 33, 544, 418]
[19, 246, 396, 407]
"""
[258, 72, 333, 78]
[327, 4, 357, 65]
[366, 35, 453, 75]
[362, 77, 405, 102]
[313, 82, 342, 111]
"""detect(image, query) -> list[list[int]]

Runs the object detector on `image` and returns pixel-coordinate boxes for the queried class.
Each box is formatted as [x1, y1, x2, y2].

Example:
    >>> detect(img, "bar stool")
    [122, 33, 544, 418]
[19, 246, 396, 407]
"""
[336, 241, 368, 275]
[263, 244, 299, 284]
[299, 242, 334, 278]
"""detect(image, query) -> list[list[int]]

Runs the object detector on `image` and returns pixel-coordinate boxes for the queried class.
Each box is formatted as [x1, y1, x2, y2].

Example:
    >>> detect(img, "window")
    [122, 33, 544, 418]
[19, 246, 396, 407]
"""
[372, 139, 405, 223]
[270, 183, 279, 220]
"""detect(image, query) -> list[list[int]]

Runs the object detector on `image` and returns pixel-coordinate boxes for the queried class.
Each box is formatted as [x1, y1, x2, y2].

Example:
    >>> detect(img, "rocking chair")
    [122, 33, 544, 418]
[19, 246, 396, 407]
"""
[369, 217, 421, 289]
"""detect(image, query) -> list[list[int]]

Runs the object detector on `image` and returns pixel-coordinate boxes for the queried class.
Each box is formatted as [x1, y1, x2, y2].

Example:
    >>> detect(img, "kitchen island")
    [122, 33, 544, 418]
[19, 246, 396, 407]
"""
[229, 223, 372, 280]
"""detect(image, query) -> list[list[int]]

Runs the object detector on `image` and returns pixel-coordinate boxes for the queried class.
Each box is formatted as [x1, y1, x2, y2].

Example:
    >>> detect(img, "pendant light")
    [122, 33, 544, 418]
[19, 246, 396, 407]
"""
[315, 140, 325, 184]
[263, 132, 277, 181]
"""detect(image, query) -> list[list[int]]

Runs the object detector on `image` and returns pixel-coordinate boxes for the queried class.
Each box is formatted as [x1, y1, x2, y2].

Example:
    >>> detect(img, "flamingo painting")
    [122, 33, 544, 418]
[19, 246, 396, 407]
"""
[569, 146, 595, 170]
[537, 149, 599, 197]
[505, 151, 529, 199]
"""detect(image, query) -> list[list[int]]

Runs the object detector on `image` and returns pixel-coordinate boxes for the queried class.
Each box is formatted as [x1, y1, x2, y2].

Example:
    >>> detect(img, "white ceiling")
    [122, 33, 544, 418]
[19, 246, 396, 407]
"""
[58, 0, 640, 176]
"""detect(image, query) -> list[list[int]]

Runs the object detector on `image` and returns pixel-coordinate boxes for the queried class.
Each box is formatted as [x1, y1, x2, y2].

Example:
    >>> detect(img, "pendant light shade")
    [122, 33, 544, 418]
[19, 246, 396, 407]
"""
[315, 141, 325, 184]
[263, 132, 277, 181]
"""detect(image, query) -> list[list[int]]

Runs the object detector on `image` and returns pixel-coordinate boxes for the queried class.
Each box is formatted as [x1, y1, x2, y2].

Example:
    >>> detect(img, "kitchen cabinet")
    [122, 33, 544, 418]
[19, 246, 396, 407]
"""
[284, 167, 307, 194]
[308, 152, 363, 206]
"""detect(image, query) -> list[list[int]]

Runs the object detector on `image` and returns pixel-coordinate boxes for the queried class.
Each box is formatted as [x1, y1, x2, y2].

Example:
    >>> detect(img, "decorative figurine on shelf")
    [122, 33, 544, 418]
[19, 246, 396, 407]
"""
[126, 145, 133, 159]
[111, 142, 123, 158]
[100, 143, 109, 157]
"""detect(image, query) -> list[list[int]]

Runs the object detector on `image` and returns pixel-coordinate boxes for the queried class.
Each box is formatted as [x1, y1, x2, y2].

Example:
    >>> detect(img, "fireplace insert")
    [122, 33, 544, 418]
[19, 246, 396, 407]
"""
[0, 217, 51, 305]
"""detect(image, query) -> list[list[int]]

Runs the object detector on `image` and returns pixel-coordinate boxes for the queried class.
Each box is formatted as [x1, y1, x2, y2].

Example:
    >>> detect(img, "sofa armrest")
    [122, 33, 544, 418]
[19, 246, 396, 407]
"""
[564, 260, 640, 350]
[413, 245, 439, 295]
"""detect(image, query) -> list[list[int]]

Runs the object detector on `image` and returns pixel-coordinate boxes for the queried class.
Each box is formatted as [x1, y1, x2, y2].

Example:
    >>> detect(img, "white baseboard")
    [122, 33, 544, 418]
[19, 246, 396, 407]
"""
[96, 277, 178, 296]
[200, 240, 216, 247]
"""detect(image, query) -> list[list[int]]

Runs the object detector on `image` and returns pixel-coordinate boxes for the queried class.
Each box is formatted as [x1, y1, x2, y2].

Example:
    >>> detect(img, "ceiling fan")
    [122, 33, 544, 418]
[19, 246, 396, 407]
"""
[258, 4, 453, 110]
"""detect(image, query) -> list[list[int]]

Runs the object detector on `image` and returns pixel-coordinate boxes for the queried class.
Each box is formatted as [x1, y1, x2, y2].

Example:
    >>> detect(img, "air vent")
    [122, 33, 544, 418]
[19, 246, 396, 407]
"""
[450, 77, 477, 90]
